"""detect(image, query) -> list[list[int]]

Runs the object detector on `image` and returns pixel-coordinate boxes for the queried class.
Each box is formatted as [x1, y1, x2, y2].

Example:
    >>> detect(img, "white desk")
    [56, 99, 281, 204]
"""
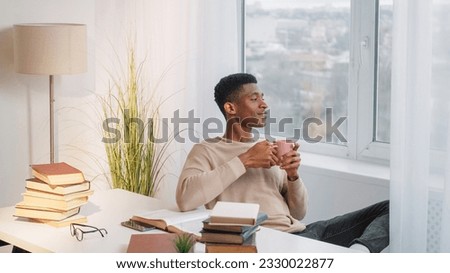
[0, 189, 355, 253]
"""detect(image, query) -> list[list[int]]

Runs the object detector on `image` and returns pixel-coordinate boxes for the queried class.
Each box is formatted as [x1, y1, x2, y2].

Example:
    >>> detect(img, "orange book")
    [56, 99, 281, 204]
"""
[205, 243, 257, 253]
[30, 162, 85, 186]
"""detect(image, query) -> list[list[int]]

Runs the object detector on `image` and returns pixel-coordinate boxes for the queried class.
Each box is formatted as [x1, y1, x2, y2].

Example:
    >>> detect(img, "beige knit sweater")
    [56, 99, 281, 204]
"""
[176, 137, 308, 233]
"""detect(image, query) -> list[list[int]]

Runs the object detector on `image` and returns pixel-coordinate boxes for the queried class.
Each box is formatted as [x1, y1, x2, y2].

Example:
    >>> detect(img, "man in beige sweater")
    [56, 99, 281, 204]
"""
[176, 73, 389, 252]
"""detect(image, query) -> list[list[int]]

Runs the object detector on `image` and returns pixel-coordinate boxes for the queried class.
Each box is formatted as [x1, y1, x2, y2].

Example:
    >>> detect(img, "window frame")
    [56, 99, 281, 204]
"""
[240, 0, 390, 164]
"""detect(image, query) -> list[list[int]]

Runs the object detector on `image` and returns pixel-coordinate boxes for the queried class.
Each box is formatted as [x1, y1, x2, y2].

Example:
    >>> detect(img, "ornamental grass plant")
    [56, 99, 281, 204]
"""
[100, 47, 170, 196]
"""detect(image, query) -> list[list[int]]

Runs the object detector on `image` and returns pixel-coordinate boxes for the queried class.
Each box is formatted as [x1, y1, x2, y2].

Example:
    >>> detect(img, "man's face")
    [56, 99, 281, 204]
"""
[233, 83, 269, 128]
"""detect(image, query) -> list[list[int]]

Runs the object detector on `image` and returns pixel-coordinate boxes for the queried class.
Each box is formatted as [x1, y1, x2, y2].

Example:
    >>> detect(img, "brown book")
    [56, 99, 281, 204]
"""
[14, 205, 80, 221]
[200, 224, 260, 244]
[203, 212, 268, 233]
[30, 162, 85, 186]
[26, 178, 90, 195]
[20, 195, 89, 211]
[209, 201, 260, 226]
[23, 189, 94, 201]
[131, 208, 209, 236]
[127, 233, 178, 253]
[205, 233, 257, 253]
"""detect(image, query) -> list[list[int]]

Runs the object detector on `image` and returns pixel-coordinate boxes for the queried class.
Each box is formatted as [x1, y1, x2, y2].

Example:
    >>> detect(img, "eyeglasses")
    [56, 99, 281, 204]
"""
[70, 223, 108, 241]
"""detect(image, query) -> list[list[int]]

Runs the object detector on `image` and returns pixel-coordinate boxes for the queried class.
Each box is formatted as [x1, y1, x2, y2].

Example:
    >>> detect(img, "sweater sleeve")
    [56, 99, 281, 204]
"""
[176, 144, 246, 211]
[281, 176, 308, 221]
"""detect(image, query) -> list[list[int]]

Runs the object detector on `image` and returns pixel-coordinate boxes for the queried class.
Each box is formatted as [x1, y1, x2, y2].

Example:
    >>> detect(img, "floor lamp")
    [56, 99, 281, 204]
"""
[13, 23, 87, 163]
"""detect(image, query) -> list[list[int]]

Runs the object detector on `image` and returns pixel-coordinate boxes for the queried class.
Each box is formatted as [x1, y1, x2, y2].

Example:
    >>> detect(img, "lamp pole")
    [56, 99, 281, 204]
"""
[49, 75, 55, 163]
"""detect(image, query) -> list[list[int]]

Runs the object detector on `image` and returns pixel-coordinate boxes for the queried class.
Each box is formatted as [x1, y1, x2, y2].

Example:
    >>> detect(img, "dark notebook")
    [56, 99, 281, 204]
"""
[200, 223, 260, 244]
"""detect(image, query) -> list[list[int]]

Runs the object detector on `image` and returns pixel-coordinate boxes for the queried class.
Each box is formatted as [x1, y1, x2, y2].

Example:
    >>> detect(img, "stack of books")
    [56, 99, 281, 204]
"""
[199, 201, 268, 253]
[14, 162, 93, 227]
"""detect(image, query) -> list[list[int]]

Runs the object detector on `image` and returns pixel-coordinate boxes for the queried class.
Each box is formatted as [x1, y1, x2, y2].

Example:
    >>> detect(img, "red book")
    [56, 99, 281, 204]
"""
[30, 162, 85, 186]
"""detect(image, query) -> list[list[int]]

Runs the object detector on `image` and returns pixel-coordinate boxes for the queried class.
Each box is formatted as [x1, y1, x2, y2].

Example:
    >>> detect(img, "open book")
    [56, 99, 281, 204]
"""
[131, 209, 209, 236]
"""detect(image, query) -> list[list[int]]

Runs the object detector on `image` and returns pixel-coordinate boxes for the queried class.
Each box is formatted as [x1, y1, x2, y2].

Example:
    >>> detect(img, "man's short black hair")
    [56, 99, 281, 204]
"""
[214, 73, 257, 117]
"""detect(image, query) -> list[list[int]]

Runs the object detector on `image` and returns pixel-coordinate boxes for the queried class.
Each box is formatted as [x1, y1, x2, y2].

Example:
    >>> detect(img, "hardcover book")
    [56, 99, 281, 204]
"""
[205, 233, 258, 253]
[14, 205, 80, 221]
[23, 189, 94, 201]
[20, 195, 88, 211]
[209, 201, 260, 226]
[30, 162, 85, 186]
[203, 212, 268, 233]
[127, 233, 178, 253]
[26, 178, 90, 195]
[200, 224, 260, 244]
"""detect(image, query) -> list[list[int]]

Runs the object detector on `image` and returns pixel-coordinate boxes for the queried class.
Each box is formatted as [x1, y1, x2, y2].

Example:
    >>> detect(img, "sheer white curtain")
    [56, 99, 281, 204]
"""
[390, 0, 450, 252]
[133, 0, 241, 138]
[184, 0, 242, 135]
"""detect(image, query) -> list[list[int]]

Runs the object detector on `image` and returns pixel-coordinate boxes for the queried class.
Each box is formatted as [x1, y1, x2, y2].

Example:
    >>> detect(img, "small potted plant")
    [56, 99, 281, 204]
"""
[173, 233, 196, 253]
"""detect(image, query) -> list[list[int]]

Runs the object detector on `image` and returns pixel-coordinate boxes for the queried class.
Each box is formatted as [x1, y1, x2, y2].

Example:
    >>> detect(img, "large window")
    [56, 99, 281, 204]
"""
[244, 0, 392, 162]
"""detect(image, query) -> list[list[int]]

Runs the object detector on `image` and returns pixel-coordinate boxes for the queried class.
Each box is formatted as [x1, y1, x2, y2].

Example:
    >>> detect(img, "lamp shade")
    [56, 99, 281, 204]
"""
[13, 23, 87, 75]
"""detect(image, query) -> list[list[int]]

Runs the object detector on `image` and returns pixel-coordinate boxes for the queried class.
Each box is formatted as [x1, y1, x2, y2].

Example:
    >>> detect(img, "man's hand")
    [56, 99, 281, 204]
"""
[279, 143, 301, 180]
[238, 141, 279, 169]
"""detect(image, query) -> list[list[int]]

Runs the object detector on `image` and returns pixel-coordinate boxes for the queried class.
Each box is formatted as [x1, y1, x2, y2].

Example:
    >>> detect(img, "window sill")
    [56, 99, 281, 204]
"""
[300, 152, 390, 187]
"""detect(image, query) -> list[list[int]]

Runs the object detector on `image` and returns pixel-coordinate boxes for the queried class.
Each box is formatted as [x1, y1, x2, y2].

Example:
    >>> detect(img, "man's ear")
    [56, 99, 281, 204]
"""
[224, 102, 237, 115]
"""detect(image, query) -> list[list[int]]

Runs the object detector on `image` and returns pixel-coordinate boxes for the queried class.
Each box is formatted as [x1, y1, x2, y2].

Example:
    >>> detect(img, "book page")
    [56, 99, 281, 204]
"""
[133, 209, 210, 227]
[169, 218, 205, 237]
